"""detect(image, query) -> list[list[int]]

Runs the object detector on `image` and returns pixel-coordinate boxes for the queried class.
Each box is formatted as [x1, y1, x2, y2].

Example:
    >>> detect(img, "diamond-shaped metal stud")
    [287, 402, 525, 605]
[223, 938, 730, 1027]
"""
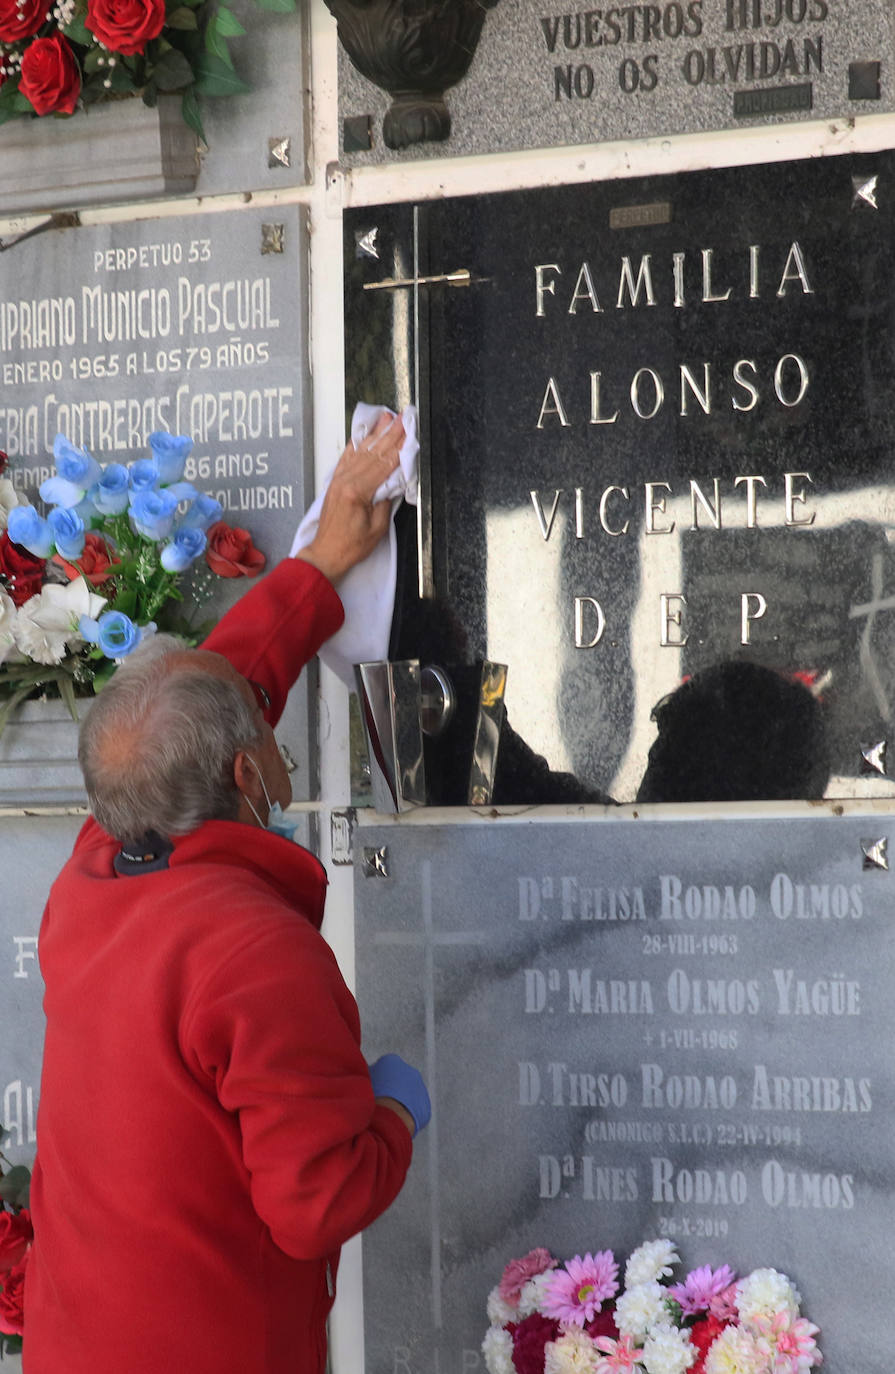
[260, 223, 285, 255]
[268, 136, 292, 169]
[853, 174, 879, 210]
[362, 846, 389, 878]
[861, 837, 889, 871]
[355, 227, 380, 261]
[861, 741, 888, 776]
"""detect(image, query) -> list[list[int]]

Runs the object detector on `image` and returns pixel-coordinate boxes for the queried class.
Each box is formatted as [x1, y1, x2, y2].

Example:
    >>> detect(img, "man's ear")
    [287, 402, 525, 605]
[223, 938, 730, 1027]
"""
[233, 750, 262, 800]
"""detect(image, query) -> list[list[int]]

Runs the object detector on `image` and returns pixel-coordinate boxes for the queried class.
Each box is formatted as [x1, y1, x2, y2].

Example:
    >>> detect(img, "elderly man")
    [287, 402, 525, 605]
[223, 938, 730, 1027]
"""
[25, 414, 429, 1374]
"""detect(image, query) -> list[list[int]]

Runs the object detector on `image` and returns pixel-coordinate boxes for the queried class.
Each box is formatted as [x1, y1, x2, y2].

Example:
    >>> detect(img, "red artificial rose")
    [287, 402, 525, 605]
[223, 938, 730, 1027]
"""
[19, 34, 81, 116]
[0, 452, 7, 475]
[205, 521, 266, 579]
[53, 531, 120, 588]
[0, 0, 44, 42]
[0, 1211, 32, 1274]
[0, 1252, 27, 1337]
[0, 531, 45, 606]
[85, 0, 165, 56]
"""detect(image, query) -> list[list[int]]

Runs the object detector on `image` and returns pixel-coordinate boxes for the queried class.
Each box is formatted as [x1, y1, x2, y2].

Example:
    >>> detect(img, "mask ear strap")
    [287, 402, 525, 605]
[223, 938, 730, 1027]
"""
[243, 754, 274, 827]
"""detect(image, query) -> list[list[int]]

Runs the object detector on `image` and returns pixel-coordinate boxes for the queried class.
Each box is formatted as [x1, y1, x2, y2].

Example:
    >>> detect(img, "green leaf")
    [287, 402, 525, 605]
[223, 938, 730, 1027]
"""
[212, 5, 245, 35]
[203, 15, 235, 68]
[149, 46, 194, 90]
[82, 48, 105, 74]
[61, 8, 93, 43]
[0, 80, 33, 115]
[166, 6, 198, 28]
[0, 1165, 31, 1209]
[193, 50, 249, 96]
[57, 675, 79, 723]
[180, 84, 206, 141]
[141, 79, 159, 107]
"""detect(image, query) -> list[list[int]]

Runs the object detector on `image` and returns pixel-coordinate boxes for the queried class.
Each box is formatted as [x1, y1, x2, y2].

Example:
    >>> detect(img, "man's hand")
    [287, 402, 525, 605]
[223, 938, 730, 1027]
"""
[296, 410, 405, 584]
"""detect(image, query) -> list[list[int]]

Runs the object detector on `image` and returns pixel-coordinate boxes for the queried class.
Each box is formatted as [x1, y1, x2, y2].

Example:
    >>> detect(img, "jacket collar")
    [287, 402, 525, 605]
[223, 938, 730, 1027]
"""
[164, 820, 328, 929]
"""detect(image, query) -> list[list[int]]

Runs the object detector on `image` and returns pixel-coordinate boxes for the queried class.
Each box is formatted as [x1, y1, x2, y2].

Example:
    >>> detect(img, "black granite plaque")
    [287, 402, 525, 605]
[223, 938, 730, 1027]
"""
[355, 814, 894, 1373]
[345, 149, 895, 804]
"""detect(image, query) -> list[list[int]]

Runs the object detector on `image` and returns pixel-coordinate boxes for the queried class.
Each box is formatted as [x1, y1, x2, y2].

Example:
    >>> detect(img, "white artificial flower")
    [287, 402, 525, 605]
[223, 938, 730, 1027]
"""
[640, 1322, 697, 1374]
[482, 1325, 515, 1374]
[704, 1324, 772, 1374]
[487, 1286, 516, 1327]
[0, 478, 23, 533]
[625, 1240, 680, 1289]
[615, 1282, 669, 1339]
[0, 587, 18, 664]
[13, 579, 107, 666]
[544, 1327, 600, 1374]
[518, 1270, 556, 1317]
[736, 1269, 800, 1326]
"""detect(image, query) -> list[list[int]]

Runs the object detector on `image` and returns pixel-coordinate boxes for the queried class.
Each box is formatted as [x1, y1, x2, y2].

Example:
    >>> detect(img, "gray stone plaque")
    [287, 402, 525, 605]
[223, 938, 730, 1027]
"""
[355, 814, 894, 1372]
[0, 817, 82, 1170]
[0, 206, 315, 799]
[337, 0, 894, 165]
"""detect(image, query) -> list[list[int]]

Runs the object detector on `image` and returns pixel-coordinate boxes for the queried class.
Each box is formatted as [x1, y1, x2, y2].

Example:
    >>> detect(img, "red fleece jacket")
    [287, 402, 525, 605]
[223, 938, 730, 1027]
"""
[25, 559, 412, 1374]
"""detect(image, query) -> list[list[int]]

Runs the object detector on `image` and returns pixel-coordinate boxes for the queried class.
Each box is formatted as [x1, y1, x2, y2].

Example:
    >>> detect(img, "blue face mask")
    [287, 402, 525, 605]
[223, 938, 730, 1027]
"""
[243, 756, 298, 842]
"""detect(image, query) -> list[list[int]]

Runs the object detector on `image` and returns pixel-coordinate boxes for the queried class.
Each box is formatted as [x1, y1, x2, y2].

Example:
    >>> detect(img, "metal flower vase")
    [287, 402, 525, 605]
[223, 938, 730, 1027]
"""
[323, 0, 501, 149]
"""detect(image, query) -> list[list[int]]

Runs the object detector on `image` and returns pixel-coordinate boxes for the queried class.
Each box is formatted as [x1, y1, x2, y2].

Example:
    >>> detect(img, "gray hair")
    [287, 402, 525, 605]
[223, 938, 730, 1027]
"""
[78, 633, 263, 844]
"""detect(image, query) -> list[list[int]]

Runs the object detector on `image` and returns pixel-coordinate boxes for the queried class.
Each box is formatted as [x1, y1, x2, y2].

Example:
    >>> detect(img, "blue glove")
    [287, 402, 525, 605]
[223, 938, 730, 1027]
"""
[369, 1053, 431, 1136]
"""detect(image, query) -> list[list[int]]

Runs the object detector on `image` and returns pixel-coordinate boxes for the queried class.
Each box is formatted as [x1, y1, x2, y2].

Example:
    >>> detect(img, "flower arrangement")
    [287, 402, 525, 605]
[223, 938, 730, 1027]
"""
[0, 0, 294, 138]
[0, 1132, 30, 1359]
[483, 1242, 822, 1374]
[0, 432, 265, 733]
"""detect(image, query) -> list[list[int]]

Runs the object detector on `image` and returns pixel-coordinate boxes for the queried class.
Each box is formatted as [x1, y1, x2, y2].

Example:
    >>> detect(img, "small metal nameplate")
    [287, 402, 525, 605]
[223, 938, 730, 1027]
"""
[609, 202, 672, 231]
[734, 83, 813, 118]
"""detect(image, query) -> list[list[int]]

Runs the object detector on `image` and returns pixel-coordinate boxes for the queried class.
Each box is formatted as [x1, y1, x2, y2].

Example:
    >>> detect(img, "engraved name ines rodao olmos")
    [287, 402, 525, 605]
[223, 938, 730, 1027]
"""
[530, 241, 817, 648]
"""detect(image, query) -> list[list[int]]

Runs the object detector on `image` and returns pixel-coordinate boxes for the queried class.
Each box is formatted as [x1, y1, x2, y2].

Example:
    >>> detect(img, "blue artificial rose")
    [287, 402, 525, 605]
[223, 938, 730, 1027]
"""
[53, 435, 102, 493]
[149, 432, 192, 485]
[80, 609, 143, 658]
[7, 505, 54, 558]
[160, 526, 207, 573]
[89, 463, 130, 516]
[40, 475, 86, 509]
[130, 488, 179, 540]
[128, 458, 161, 494]
[177, 492, 223, 531]
[48, 506, 86, 560]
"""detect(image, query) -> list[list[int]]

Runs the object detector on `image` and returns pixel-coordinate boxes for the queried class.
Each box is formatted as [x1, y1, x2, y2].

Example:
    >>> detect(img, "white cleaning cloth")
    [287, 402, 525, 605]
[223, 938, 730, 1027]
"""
[290, 402, 419, 687]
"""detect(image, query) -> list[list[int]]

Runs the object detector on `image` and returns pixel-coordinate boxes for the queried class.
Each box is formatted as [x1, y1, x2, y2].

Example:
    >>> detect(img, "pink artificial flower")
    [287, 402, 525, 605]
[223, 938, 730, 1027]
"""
[752, 1310, 823, 1372]
[594, 1332, 641, 1371]
[709, 1283, 740, 1322]
[499, 1247, 557, 1305]
[542, 1251, 619, 1327]
[669, 1264, 738, 1316]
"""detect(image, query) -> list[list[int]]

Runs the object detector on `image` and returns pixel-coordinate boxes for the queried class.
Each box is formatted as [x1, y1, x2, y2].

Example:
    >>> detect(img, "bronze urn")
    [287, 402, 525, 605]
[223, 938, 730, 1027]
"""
[323, 0, 501, 150]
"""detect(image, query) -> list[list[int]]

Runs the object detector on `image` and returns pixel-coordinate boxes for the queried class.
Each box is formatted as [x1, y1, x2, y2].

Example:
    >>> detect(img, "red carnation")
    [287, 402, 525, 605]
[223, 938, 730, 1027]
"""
[510, 1313, 560, 1374]
[690, 1314, 730, 1373]
[586, 1306, 619, 1342]
[19, 33, 81, 116]
[86, 0, 165, 56]
[53, 531, 120, 588]
[0, 1253, 27, 1337]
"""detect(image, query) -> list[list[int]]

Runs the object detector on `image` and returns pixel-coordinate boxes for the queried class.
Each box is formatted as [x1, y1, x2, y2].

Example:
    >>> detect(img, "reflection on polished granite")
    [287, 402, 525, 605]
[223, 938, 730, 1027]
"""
[345, 150, 895, 804]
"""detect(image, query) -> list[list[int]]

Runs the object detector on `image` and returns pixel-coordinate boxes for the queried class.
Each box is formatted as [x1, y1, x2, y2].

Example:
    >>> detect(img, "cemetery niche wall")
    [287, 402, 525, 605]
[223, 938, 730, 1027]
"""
[345, 147, 895, 806]
[0, 204, 315, 803]
[354, 813, 892, 1373]
[336, 0, 894, 163]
